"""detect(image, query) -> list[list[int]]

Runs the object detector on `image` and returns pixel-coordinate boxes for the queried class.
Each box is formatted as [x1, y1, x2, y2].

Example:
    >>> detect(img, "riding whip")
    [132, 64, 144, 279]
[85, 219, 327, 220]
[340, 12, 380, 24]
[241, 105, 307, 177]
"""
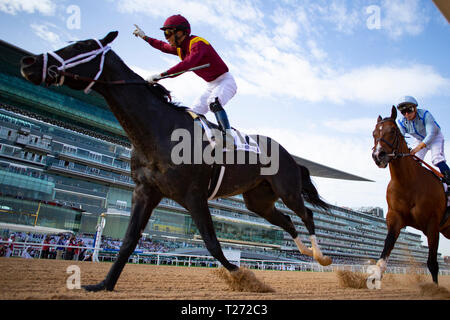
[159, 63, 210, 80]
[57, 64, 210, 86]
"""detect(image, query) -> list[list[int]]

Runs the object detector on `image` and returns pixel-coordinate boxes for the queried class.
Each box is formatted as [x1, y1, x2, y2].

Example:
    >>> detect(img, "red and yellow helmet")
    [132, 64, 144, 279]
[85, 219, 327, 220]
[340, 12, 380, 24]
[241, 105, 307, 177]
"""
[160, 14, 191, 35]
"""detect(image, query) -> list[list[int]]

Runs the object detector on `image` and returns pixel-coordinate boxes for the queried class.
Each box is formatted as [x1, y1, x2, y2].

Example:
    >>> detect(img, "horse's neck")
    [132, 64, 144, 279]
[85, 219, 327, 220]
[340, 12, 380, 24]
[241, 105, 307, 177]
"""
[388, 138, 416, 184]
[94, 52, 167, 156]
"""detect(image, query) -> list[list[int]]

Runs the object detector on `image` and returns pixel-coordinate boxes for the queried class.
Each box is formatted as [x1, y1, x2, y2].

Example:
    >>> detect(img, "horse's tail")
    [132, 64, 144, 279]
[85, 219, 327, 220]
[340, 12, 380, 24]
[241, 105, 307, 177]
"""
[299, 164, 329, 211]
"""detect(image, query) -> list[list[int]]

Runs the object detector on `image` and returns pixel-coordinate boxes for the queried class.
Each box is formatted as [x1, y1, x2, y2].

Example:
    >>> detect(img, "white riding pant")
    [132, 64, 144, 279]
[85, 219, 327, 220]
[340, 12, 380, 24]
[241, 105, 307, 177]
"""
[412, 131, 446, 165]
[191, 72, 237, 115]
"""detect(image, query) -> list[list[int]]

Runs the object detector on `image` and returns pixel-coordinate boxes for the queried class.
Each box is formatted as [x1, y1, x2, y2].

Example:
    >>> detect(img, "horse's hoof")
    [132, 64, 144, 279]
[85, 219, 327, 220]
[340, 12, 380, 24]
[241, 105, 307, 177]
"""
[82, 281, 110, 292]
[317, 256, 332, 266]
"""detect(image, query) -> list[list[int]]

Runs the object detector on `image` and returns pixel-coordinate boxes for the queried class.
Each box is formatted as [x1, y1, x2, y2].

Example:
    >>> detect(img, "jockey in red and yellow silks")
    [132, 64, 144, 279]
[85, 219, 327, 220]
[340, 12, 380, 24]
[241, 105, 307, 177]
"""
[133, 15, 237, 133]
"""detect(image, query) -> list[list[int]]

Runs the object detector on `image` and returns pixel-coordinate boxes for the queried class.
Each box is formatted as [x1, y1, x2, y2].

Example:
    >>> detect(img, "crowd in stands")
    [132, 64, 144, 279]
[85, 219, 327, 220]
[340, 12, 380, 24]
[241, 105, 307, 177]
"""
[0, 231, 171, 260]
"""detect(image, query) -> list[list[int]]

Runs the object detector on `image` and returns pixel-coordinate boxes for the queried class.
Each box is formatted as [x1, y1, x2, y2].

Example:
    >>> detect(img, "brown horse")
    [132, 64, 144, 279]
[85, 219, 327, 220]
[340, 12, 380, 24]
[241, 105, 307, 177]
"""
[371, 106, 450, 284]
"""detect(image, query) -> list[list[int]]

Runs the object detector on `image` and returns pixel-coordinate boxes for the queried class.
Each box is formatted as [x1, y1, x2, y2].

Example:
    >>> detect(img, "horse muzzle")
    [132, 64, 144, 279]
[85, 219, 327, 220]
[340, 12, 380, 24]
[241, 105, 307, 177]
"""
[372, 150, 389, 168]
[20, 55, 42, 85]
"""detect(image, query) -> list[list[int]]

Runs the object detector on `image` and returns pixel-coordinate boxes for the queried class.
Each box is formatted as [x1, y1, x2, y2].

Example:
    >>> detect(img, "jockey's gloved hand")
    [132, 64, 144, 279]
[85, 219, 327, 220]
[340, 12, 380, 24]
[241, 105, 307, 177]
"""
[146, 74, 162, 84]
[133, 24, 146, 39]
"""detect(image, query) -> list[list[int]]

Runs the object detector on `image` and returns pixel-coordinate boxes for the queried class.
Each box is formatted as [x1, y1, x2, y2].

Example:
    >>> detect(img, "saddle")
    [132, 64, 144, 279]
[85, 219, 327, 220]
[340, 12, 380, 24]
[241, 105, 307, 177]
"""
[185, 109, 261, 200]
[185, 109, 261, 154]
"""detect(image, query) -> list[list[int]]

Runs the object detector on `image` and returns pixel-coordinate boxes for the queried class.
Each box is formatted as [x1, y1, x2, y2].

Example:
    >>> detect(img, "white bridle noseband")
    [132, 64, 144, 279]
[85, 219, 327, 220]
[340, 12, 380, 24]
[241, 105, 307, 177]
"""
[42, 38, 111, 94]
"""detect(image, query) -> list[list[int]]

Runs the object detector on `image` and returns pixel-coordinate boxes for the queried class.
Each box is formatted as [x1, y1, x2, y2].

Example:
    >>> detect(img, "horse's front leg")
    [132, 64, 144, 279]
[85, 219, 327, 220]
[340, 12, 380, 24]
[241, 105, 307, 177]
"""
[186, 197, 239, 272]
[83, 184, 162, 291]
[425, 229, 440, 284]
[368, 212, 402, 288]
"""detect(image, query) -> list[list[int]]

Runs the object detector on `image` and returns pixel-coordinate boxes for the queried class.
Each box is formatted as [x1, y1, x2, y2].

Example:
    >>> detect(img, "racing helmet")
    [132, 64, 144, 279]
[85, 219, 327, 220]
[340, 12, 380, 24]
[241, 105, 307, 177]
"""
[160, 14, 191, 35]
[397, 96, 418, 111]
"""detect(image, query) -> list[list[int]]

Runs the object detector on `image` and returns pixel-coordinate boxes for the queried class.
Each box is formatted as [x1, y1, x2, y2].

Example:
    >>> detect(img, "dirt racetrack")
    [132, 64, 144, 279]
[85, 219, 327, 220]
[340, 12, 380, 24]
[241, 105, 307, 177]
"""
[0, 258, 449, 300]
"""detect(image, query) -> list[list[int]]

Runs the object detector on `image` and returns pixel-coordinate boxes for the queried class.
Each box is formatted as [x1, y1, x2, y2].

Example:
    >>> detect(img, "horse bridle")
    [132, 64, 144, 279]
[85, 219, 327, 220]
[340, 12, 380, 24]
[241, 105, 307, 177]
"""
[42, 39, 111, 94]
[373, 119, 409, 160]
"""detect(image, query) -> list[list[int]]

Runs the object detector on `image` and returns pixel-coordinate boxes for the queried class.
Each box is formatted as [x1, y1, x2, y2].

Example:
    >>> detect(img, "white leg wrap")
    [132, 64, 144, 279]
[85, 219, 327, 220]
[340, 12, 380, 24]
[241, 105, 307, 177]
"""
[294, 236, 313, 256]
[310, 235, 332, 266]
[310, 235, 322, 257]
[376, 258, 387, 273]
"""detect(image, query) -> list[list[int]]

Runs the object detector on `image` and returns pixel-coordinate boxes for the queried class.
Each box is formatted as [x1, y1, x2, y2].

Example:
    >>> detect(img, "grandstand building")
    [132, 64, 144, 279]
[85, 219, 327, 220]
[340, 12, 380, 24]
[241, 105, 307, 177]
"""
[0, 39, 442, 266]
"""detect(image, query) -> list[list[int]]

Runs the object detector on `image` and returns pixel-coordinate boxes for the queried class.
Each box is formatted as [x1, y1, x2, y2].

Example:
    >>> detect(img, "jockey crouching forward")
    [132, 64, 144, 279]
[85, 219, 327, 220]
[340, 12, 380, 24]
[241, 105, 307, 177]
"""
[133, 15, 237, 136]
[396, 96, 450, 189]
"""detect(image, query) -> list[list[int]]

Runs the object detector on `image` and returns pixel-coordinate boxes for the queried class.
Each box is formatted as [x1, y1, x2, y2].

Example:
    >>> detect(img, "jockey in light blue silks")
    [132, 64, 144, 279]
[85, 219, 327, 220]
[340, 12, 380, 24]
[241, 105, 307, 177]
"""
[396, 95, 450, 186]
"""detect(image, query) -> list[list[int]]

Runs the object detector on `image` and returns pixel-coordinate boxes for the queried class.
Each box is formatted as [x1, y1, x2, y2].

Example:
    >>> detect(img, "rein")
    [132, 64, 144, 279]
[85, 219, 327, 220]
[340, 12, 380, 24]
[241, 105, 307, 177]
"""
[58, 71, 148, 86]
[375, 119, 444, 179]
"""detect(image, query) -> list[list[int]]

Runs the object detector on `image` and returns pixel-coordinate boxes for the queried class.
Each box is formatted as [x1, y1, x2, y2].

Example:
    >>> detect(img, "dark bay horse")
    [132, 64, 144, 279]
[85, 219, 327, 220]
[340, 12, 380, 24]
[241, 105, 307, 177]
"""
[20, 31, 332, 292]
[371, 106, 450, 284]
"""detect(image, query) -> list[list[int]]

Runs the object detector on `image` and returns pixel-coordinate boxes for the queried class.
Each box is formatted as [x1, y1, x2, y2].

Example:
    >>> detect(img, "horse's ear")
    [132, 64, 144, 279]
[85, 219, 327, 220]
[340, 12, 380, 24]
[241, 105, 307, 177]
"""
[390, 105, 397, 120]
[377, 115, 382, 123]
[100, 31, 118, 46]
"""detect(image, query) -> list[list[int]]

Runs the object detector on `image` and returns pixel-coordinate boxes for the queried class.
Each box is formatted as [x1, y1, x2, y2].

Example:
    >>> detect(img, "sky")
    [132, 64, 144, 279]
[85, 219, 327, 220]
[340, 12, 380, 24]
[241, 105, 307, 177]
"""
[0, 0, 449, 256]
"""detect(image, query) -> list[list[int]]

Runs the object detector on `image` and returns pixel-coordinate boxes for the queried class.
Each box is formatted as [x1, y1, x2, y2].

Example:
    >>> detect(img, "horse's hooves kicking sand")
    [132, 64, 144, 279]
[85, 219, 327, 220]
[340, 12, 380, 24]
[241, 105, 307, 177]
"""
[212, 267, 274, 293]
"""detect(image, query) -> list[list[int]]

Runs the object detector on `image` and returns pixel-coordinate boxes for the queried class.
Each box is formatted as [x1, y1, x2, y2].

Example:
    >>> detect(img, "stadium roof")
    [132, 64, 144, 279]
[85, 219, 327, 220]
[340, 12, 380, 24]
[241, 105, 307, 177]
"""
[292, 155, 372, 182]
[0, 222, 74, 235]
[0, 39, 372, 182]
[433, 0, 450, 23]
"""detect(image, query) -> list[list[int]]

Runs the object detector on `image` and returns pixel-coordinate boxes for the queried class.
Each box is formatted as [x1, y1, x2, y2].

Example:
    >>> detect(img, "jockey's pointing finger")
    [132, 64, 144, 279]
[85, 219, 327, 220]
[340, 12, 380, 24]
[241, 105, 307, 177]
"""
[133, 24, 146, 38]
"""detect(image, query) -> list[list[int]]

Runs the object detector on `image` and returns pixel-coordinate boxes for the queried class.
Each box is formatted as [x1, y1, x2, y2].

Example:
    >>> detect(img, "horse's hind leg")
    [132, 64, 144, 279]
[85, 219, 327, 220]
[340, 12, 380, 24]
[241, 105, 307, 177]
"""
[185, 197, 239, 272]
[243, 182, 319, 262]
[268, 166, 331, 266]
[83, 183, 162, 291]
[280, 192, 332, 266]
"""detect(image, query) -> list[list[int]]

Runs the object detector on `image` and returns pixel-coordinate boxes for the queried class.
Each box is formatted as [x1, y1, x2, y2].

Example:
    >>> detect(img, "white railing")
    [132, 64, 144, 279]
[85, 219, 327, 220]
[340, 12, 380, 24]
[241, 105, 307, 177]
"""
[2, 240, 450, 276]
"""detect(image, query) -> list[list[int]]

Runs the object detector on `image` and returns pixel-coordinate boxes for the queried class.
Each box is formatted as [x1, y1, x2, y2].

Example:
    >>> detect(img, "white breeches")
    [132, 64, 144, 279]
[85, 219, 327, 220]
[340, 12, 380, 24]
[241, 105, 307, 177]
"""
[413, 133, 445, 165]
[191, 72, 237, 115]
[412, 132, 446, 165]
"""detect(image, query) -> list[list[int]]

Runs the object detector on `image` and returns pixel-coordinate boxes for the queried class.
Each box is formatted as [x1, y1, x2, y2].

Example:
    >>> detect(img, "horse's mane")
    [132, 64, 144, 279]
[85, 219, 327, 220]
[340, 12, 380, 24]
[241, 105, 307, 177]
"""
[146, 83, 188, 111]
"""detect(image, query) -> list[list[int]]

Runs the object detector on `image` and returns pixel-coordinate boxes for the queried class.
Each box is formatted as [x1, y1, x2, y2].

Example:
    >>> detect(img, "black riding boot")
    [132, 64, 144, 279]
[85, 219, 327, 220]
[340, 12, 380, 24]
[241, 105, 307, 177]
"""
[209, 97, 231, 132]
[444, 171, 450, 198]
[443, 170, 450, 186]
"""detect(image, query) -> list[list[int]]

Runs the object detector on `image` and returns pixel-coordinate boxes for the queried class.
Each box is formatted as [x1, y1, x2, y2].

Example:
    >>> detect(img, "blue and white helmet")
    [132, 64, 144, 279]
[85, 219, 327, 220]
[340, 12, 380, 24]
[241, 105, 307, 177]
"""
[397, 96, 418, 110]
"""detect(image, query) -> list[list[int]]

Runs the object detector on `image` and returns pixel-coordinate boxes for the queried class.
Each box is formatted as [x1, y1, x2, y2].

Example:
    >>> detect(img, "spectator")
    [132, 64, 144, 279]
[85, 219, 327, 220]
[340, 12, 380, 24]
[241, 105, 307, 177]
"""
[65, 235, 76, 260]
[40, 235, 51, 259]
[48, 236, 56, 259]
[55, 234, 65, 260]
[5, 233, 15, 258]
[77, 239, 85, 261]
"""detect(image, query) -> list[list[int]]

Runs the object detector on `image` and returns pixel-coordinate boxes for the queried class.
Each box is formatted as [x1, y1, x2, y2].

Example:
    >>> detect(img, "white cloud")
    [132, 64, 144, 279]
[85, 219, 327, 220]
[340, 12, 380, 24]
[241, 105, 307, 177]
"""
[324, 0, 361, 34]
[130, 64, 205, 107]
[323, 118, 375, 134]
[238, 125, 389, 211]
[116, 0, 448, 107]
[30, 23, 63, 49]
[382, 0, 430, 39]
[0, 0, 56, 15]
[117, 0, 263, 41]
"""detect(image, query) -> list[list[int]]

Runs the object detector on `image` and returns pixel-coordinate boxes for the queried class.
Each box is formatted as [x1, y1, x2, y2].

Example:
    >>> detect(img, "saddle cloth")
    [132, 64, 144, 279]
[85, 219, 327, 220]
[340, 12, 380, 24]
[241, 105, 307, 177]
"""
[187, 110, 261, 154]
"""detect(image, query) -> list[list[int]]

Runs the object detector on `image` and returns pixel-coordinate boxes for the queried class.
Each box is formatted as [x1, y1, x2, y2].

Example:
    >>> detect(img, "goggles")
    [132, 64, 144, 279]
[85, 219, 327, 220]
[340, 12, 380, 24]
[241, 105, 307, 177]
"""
[163, 29, 176, 39]
[400, 106, 416, 115]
